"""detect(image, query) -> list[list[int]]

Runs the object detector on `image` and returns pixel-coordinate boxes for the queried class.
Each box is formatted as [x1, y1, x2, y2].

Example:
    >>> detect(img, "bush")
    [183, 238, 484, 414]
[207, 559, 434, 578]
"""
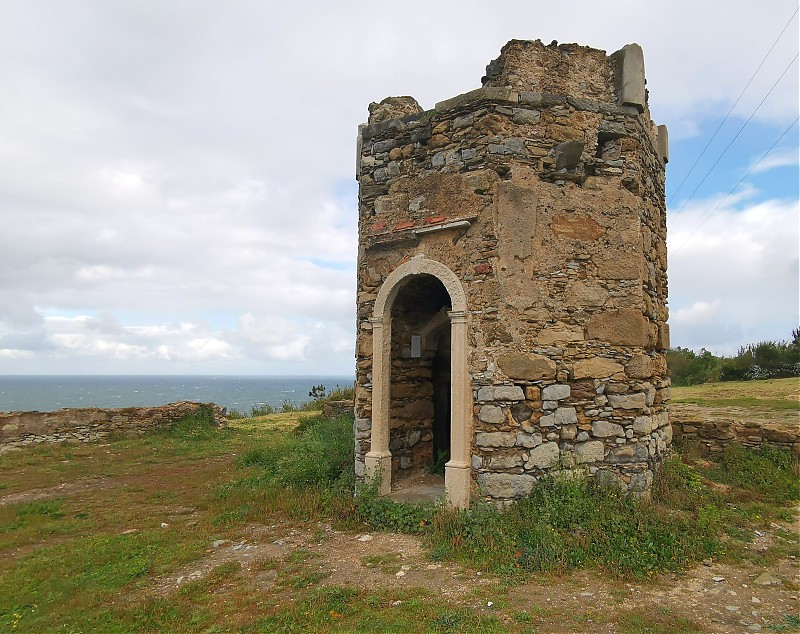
[168, 406, 225, 440]
[668, 329, 800, 385]
[701, 443, 800, 504]
[355, 484, 435, 534]
[666, 347, 722, 385]
[426, 473, 719, 579]
[238, 414, 354, 488]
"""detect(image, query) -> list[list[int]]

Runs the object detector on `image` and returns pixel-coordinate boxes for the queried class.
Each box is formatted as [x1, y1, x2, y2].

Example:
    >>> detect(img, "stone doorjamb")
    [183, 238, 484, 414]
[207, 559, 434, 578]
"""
[366, 256, 471, 508]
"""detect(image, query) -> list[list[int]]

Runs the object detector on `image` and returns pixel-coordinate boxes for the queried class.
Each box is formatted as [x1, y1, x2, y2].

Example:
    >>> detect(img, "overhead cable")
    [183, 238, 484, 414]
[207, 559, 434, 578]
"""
[668, 6, 799, 205]
[671, 52, 799, 218]
[670, 116, 799, 255]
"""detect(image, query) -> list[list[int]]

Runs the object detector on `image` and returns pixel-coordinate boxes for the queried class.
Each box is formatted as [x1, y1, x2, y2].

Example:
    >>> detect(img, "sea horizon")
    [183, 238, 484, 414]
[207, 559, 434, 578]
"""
[0, 374, 354, 414]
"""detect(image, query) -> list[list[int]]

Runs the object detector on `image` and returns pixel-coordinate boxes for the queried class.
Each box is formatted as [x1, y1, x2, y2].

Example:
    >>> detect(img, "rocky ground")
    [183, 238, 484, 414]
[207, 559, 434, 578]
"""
[3, 469, 796, 633]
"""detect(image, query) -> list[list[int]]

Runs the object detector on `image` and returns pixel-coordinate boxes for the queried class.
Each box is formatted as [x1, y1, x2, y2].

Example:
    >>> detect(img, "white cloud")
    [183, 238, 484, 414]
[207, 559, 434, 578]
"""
[0, 0, 796, 373]
[0, 349, 35, 360]
[749, 146, 799, 174]
[668, 193, 799, 355]
[672, 300, 723, 326]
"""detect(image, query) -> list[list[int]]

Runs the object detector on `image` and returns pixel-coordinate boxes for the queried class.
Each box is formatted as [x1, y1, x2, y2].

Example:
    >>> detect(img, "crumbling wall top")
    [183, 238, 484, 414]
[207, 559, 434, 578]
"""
[482, 39, 648, 112]
[482, 39, 613, 102]
[368, 96, 423, 125]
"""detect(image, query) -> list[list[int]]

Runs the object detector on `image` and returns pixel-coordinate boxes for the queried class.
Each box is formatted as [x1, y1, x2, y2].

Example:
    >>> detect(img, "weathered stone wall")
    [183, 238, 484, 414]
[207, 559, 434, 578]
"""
[355, 39, 670, 502]
[0, 402, 226, 451]
[672, 417, 800, 457]
[322, 400, 355, 418]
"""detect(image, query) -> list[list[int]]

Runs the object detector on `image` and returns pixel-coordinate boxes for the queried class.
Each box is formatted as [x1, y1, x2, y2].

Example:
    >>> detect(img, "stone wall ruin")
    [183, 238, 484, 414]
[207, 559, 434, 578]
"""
[354, 39, 670, 507]
[0, 402, 226, 452]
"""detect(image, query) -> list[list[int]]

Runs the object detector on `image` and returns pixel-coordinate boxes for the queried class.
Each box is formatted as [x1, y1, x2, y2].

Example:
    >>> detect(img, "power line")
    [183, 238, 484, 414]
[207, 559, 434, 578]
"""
[668, 6, 799, 205]
[670, 116, 799, 255]
[670, 51, 799, 218]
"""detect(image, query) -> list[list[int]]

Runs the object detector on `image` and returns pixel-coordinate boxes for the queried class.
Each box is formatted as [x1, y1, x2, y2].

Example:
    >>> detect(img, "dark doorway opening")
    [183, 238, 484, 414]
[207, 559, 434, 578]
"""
[431, 326, 451, 473]
[389, 274, 451, 487]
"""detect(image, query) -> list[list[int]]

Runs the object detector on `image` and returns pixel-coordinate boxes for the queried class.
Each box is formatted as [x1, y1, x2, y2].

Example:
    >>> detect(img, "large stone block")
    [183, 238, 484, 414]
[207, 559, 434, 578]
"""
[573, 357, 624, 379]
[607, 393, 647, 410]
[477, 472, 536, 499]
[564, 281, 608, 308]
[475, 432, 516, 448]
[551, 212, 604, 241]
[595, 252, 641, 280]
[657, 322, 670, 350]
[587, 309, 648, 347]
[592, 421, 623, 437]
[607, 442, 649, 463]
[611, 43, 646, 112]
[632, 415, 653, 434]
[625, 354, 653, 379]
[498, 353, 556, 381]
[517, 431, 543, 448]
[525, 442, 560, 469]
[537, 324, 585, 344]
[486, 452, 524, 469]
[478, 405, 505, 424]
[554, 407, 578, 425]
[477, 386, 525, 402]
[574, 441, 605, 463]
[511, 402, 533, 422]
[497, 181, 537, 260]
[541, 384, 570, 401]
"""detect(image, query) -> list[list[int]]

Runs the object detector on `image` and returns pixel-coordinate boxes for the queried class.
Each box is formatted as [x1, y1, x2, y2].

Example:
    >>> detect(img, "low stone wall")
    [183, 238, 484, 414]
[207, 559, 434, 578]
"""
[672, 414, 800, 457]
[0, 402, 227, 452]
[322, 400, 355, 418]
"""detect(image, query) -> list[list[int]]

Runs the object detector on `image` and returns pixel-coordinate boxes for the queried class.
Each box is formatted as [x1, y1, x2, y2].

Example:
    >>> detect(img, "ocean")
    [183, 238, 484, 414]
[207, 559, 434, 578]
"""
[0, 375, 354, 414]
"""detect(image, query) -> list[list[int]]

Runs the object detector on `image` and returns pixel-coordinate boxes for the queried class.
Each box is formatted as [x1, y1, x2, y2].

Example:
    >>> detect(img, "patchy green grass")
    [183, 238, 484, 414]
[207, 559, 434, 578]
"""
[424, 466, 723, 580]
[700, 443, 800, 503]
[0, 530, 206, 632]
[250, 586, 506, 633]
[1, 398, 797, 632]
[617, 609, 703, 633]
[673, 396, 799, 410]
[671, 377, 800, 408]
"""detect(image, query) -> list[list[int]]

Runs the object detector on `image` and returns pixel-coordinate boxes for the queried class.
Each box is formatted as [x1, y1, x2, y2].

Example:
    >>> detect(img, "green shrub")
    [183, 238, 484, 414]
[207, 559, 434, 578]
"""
[426, 474, 721, 579]
[238, 414, 354, 488]
[168, 406, 224, 440]
[702, 443, 800, 503]
[323, 384, 355, 402]
[666, 347, 722, 385]
[355, 488, 435, 534]
[668, 328, 800, 384]
[225, 409, 794, 581]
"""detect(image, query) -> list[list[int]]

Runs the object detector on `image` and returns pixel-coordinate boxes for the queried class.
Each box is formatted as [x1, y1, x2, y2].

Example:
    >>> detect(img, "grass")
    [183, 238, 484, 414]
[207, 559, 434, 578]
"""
[1, 390, 797, 632]
[671, 376, 800, 409]
[250, 586, 506, 633]
[424, 465, 726, 580]
[699, 442, 800, 503]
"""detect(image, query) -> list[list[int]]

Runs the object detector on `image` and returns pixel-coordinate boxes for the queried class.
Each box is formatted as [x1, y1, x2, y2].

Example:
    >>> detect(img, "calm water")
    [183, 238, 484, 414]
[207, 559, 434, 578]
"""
[0, 376, 354, 413]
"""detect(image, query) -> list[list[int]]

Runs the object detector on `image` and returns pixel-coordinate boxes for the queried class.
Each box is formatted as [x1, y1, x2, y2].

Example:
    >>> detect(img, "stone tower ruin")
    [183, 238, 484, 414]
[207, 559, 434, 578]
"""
[354, 40, 670, 508]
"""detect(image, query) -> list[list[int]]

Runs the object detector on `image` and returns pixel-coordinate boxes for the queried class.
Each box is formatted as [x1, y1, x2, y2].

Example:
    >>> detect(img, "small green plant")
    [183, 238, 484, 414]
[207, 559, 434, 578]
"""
[168, 406, 225, 440]
[362, 553, 402, 574]
[324, 384, 355, 402]
[429, 449, 450, 476]
[769, 613, 800, 631]
[250, 402, 276, 416]
[308, 384, 327, 400]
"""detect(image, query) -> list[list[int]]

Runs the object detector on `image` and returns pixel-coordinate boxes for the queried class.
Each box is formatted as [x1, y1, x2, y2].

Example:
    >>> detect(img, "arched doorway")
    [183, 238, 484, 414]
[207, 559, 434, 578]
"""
[366, 257, 471, 508]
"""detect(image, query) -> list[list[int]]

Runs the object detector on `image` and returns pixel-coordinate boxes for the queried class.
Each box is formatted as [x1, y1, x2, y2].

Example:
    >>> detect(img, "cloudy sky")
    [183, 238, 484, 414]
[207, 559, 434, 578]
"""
[0, 0, 797, 376]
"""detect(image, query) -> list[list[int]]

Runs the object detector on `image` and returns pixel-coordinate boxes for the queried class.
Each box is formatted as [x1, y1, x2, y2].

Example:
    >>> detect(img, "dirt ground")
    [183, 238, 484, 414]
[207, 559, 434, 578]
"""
[146, 519, 798, 633]
[4, 473, 796, 633]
